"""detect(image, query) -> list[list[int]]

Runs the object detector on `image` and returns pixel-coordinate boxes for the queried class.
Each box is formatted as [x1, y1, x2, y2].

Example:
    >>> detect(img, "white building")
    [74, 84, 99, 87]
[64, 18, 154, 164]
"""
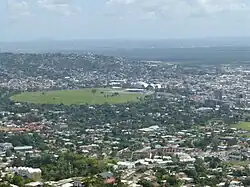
[139, 125, 160, 132]
[25, 182, 43, 187]
[117, 161, 135, 169]
[14, 146, 33, 152]
[0, 143, 13, 151]
[175, 153, 196, 163]
[131, 81, 149, 89]
[6, 167, 42, 181]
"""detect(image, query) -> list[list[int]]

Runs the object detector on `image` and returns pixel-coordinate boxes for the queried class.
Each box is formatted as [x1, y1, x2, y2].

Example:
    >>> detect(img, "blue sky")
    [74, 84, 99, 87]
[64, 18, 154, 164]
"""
[2, 0, 250, 41]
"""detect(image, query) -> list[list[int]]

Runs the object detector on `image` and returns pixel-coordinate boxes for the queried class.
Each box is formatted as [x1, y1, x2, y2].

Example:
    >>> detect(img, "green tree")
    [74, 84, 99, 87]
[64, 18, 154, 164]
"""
[211, 136, 219, 151]
[5, 149, 12, 157]
[13, 156, 24, 167]
[0, 183, 11, 187]
[2, 157, 7, 163]
[138, 179, 153, 187]
[243, 177, 250, 186]
[165, 175, 182, 187]
[194, 158, 206, 174]
[12, 175, 24, 187]
[91, 89, 97, 95]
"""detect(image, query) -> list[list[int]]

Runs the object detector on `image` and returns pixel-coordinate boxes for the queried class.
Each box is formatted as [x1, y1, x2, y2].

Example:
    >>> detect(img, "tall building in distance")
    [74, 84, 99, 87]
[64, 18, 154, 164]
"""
[214, 89, 223, 100]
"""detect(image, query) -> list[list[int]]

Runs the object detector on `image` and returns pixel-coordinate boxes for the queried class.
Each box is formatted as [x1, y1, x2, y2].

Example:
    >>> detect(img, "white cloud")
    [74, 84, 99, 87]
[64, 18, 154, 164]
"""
[7, 0, 32, 18]
[106, 0, 250, 20]
[37, 0, 81, 16]
[7, 0, 81, 18]
[7, 0, 32, 19]
[197, 0, 249, 13]
[8, 0, 28, 9]
[37, 0, 69, 8]
[107, 0, 135, 5]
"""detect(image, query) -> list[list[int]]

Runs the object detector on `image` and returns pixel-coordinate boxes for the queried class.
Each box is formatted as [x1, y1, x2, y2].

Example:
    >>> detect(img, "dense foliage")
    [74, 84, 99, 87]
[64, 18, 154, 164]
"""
[24, 152, 112, 181]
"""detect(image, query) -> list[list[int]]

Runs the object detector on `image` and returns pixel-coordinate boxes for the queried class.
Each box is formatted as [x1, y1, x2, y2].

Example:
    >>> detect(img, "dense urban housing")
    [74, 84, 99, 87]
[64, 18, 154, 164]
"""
[0, 51, 249, 187]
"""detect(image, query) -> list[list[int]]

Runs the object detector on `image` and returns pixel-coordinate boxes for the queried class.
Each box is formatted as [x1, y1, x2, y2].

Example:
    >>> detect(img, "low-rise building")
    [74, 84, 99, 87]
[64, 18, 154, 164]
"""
[6, 167, 42, 181]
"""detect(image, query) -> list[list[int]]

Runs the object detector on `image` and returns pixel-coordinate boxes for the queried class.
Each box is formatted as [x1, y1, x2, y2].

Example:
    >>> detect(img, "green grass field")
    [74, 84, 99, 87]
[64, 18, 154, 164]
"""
[226, 161, 250, 167]
[231, 121, 250, 130]
[10, 88, 144, 105]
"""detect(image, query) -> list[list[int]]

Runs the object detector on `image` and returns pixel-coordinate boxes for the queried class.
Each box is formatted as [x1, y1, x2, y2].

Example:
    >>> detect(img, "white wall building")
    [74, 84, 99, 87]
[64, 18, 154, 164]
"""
[0, 143, 13, 151]
[175, 153, 196, 163]
[117, 161, 135, 169]
[6, 167, 42, 181]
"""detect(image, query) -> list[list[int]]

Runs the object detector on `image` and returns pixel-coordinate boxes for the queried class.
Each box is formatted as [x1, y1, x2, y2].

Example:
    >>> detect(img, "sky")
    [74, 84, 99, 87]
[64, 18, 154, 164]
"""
[2, 0, 250, 41]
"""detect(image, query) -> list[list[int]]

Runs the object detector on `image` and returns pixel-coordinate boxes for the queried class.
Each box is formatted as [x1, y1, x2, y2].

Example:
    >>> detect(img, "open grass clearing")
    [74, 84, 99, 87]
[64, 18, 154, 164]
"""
[10, 88, 145, 105]
[231, 121, 250, 131]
